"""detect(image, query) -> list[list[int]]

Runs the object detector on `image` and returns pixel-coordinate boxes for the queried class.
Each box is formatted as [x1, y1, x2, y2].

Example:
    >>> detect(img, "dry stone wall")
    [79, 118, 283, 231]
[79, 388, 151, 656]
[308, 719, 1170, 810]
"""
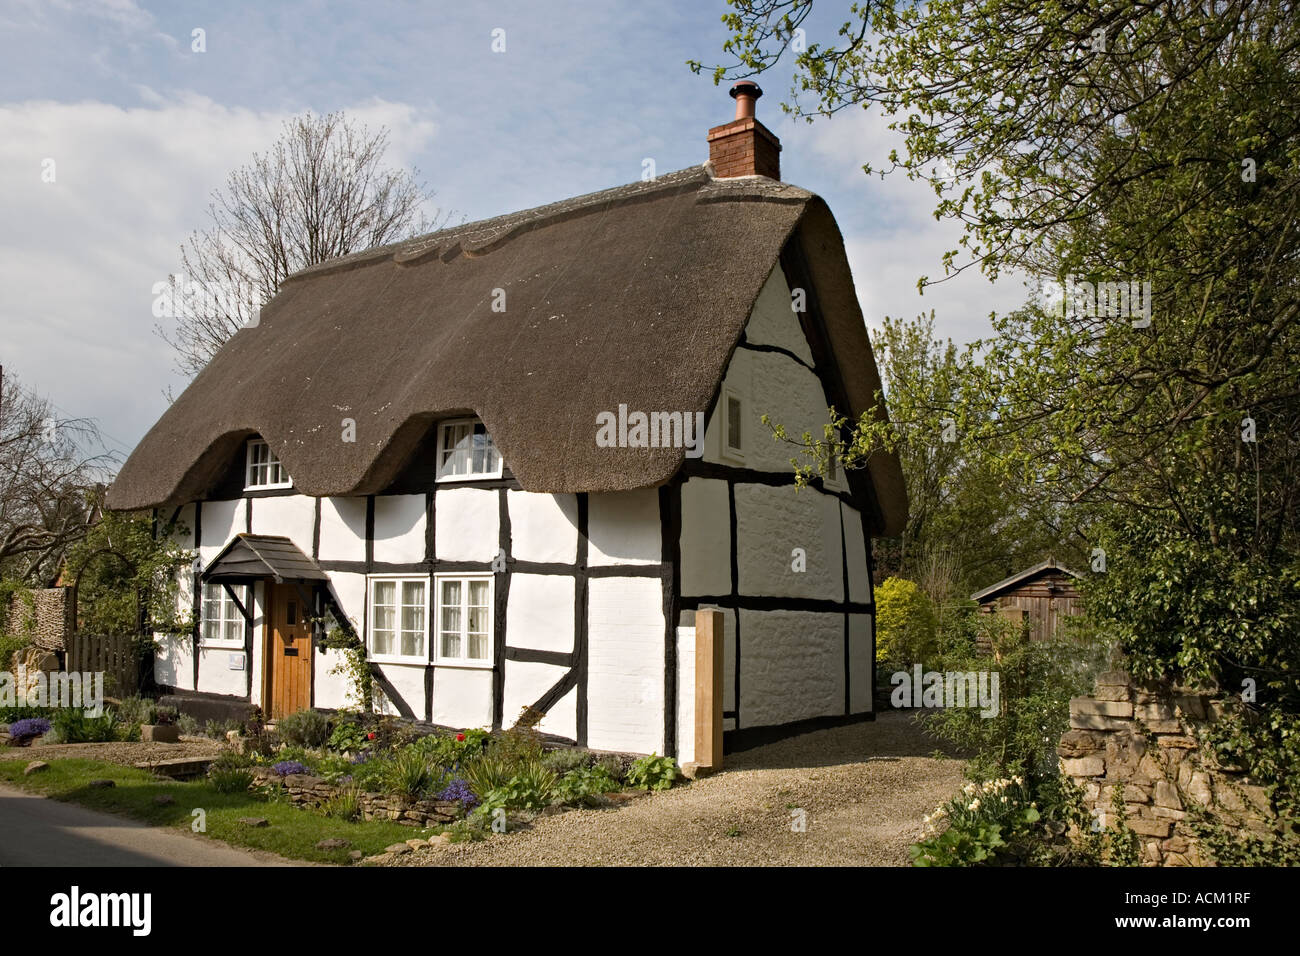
[1058, 669, 1273, 865]
[250, 767, 463, 827]
[5, 588, 75, 652]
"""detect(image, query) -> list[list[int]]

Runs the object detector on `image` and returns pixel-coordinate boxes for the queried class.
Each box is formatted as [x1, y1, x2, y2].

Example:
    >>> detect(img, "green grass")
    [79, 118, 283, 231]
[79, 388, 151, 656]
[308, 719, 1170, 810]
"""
[0, 758, 432, 864]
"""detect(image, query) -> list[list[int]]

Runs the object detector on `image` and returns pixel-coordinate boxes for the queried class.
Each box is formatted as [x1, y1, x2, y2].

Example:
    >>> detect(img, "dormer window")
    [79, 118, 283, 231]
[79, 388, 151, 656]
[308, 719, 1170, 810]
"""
[245, 439, 291, 490]
[436, 419, 502, 480]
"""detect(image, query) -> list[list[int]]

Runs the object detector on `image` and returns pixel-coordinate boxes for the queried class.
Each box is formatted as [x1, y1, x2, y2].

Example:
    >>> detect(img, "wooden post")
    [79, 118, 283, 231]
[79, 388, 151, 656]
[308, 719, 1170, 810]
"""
[695, 608, 724, 772]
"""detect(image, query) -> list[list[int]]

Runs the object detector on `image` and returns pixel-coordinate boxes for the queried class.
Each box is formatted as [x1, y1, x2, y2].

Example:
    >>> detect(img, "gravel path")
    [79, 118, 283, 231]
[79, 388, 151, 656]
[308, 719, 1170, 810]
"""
[393, 711, 965, 867]
[0, 738, 223, 767]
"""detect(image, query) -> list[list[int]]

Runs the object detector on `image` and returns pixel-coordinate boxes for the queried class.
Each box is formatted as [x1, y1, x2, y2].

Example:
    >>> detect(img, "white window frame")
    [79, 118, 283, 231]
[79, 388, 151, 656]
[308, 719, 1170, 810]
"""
[721, 386, 745, 462]
[366, 574, 430, 664]
[366, 574, 431, 665]
[435, 418, 503, 482]
[244, 439, 292, 490]
[199, 582, 250, 649]
[433, 572, 494, 668]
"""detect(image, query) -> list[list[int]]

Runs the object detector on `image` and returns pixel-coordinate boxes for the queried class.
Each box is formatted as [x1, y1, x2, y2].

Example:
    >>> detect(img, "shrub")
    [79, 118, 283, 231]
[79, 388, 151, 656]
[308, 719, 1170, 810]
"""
[0, 705, 54, 723]
[319, 785, 362, 822]
[626, 754, 679, 791]
[202, 718, 241, 740]
[875, 577, 938, 666]
[923, 611, 1109, 784]
[209, 765, 255, 794]
[347, 751, 390, 793]
[554, 764, 621, 806]
[8, 717, 52, 743]
[478, 764, 557, 814]
[383, 748, 444, 802]
[327, 716, 369, 754]
[177, 714, 199, 737]
[411, 728, 490, 771]
[113, 696, 158, 727]
[210, 751, 252, 771]
[541, 747, 594, 775]
[462, 751, 516, 799]
[50, 708, 117, 744]
[275, 708, 330, 748]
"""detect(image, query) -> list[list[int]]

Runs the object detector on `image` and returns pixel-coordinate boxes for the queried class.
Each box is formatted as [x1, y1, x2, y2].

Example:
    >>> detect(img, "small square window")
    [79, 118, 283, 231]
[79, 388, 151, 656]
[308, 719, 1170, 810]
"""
[245, 439, 291, 490]
[436, 419, 503, 481]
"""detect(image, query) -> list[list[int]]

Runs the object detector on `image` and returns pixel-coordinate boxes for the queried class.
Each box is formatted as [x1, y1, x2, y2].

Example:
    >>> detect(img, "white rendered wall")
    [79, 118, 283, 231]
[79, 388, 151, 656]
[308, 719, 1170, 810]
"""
[675, 625, 696, 766]
[586, 576, 665, 754]
[435, 487, 499, 561]
[318, 497, 366, 562]
[848, 613, 874, 714]
[842, 502, 871, 603]
[588, 489, 660, 566]
[738, 608, 844, 726]
[679, 478, 730, 597]
[250, 494, 316, 559]
[508, 491, 578, 564]
[373, 494, 426, 563]
[505, 574, 574, 653]
[432, 666, 493, 729]
[734, 483, 843, 601]
[541, 686, 578, 742]
[501, 659, 567, 728]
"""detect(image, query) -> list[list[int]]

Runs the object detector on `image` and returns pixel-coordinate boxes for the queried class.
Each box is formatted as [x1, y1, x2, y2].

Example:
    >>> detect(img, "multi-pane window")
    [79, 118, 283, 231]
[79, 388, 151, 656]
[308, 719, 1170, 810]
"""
[437, 575, 492, 663]
[201, 583, 248, 646]
[436, 419, 502, 480]
[245, 439, 290, 489]
[369, 578, 427, 659]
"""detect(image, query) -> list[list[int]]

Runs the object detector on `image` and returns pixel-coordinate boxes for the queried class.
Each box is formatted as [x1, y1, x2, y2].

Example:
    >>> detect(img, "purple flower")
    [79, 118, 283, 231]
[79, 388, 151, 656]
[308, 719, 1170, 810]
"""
[9, 718, 51, 742]
[272, 760, 309, 776]
[437, 778, 479, 809]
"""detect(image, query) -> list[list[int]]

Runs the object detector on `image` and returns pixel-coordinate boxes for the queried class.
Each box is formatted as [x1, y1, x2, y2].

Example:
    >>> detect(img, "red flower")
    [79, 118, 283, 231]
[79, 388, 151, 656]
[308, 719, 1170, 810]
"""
[456, 733, 466, 742]
[367, 732, 376, 740]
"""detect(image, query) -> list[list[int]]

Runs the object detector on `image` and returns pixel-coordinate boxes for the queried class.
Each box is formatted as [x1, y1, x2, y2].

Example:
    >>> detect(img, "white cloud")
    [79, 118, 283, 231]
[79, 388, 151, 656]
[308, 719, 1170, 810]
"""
[0, 92, 440, 454]
[802, 106, 1033, 346]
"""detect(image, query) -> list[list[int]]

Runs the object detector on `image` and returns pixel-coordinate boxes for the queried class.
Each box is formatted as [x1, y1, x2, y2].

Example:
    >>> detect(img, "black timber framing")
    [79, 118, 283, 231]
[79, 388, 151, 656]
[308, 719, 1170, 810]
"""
[660, 479, 681, 758]
[491, 487, 511, 730]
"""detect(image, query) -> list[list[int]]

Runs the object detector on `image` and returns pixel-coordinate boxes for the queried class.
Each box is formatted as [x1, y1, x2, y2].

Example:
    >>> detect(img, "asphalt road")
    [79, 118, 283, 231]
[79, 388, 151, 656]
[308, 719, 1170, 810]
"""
[0, 783, 290, 867]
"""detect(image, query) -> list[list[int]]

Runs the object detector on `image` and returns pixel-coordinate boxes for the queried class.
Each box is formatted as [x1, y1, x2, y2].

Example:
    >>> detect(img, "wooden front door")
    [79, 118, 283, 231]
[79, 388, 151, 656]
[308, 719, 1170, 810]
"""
[267, 582, 312, 718]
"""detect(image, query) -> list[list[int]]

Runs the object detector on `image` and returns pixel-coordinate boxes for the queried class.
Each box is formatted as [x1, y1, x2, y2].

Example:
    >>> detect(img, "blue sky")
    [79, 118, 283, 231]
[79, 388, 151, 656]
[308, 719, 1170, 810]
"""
[0, 0, 1027, 462]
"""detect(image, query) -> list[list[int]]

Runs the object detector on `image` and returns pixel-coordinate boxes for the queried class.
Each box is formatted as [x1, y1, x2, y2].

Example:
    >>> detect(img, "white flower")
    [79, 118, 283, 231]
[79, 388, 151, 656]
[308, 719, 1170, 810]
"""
[968, 799, 981, 811]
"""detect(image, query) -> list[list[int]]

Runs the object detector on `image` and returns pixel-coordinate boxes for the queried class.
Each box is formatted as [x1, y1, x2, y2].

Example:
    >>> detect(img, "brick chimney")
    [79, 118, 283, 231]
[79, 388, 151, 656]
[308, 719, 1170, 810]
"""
[707, 80, 781, 180]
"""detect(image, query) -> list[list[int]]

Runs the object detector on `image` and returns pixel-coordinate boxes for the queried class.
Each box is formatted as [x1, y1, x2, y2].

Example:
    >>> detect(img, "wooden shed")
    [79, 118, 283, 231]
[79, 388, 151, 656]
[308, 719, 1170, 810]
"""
[971, 558, 1082, 642]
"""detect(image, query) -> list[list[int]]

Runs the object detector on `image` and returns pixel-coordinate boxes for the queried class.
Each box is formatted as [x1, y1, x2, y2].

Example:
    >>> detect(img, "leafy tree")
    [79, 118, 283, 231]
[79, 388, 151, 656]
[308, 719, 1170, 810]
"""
[156, 110, 449, 376]
[63, 494, 193, 638]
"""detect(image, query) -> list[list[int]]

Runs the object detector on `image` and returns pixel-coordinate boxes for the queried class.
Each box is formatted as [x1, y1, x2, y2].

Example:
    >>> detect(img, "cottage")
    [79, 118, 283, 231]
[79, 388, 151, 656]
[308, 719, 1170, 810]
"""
[105, 83, 907, 757]
[971, 558, 1083, 642]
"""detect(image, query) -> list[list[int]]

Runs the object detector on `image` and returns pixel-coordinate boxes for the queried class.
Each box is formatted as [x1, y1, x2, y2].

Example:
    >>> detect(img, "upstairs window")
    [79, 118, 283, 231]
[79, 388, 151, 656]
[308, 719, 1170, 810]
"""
[245, 439, 291, 490]
[436, 419, 502, 480]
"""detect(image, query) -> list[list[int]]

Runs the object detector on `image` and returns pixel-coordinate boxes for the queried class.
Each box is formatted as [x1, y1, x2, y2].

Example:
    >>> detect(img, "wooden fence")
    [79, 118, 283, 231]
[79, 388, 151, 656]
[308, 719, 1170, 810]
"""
[65, 633, 142, 697]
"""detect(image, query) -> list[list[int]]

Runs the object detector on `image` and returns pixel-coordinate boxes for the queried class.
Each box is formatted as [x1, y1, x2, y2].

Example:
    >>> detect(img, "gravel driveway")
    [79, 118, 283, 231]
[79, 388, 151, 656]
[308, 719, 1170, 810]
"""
[393, 710, 965, 867]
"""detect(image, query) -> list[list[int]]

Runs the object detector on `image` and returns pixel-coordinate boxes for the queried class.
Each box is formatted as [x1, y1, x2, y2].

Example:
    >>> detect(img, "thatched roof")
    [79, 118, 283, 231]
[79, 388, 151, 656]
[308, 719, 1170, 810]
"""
[107, 165, 907, 534]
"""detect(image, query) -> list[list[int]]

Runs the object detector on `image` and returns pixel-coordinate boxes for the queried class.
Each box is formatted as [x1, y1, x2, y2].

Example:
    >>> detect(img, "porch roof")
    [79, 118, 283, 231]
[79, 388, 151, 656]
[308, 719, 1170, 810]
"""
[201, 534, 328, 583]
